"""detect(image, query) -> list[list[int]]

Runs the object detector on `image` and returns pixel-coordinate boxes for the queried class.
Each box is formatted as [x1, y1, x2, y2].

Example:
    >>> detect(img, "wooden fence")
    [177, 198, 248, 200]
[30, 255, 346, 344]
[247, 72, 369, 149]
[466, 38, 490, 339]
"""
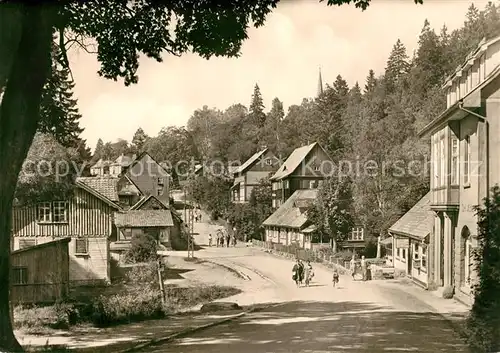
[252, 240, 387, 276]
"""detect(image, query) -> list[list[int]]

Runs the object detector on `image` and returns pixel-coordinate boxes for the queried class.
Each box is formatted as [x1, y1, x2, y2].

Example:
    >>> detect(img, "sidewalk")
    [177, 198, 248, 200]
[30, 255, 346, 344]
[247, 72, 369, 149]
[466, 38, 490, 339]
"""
[17, 310, 250, 352]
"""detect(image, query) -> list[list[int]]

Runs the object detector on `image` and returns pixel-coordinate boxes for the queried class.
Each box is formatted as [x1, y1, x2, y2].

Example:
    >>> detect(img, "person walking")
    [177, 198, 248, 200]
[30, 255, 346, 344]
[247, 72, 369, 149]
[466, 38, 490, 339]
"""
[208, 233, 212, 247]
[226, 231, 230, 247]
[216, 232, 221, 247]
[231, 234, 236, 247]
[292, 259, 301, 287]
[332, 268, 339, 287]
[298, 260, 305, 286]
[361, 255, 367, 281]
[304, 260, 314, 287]
[349, 255, 356, 280]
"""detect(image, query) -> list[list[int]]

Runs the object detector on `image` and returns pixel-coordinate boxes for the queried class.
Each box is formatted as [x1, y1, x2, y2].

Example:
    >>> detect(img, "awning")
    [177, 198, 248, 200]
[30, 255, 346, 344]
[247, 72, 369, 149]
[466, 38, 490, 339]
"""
[302, 225, 317, 233]
[381, 236, 393, 246]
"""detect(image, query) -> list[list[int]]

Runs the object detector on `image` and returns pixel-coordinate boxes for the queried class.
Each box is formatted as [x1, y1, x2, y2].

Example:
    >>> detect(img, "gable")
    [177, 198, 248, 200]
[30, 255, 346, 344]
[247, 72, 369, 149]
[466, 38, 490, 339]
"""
[138, 196, 168, 210]
[247, 150, 280, 173]
[292, 143, 333, 178]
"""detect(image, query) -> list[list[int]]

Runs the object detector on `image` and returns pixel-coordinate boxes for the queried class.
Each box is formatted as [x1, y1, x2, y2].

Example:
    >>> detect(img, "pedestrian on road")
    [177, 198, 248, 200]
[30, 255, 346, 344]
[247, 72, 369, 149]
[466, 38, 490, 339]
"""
[298, 260, 305, 286]
[292, 259, 301, 287]
[349, 255, 356, 280]
[304, 260, 314, 287]
[332, 268, 339, 287]
[361, 256, 367, 281]
[208, 233, 212, 247]
[231, 234, 236, 247]
[226, 232, 230, 247]
[216, 232, 221, 247]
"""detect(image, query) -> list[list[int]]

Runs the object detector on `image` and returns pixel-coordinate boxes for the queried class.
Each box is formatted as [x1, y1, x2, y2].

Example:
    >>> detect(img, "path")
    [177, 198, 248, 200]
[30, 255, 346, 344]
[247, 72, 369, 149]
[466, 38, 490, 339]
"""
[142, 246, 471, 352]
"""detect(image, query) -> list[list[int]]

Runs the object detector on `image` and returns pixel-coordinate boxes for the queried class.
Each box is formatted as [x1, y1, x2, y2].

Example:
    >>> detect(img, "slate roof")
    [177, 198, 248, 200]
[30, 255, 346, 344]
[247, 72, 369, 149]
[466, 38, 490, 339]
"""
[262, 189, 318, 228]
[270, 142, 317, 181]
[114, 210, 174, 228]
[389, 192, 433, 240]
[234, 148, 268, 175]
[76, 177, 120, 202]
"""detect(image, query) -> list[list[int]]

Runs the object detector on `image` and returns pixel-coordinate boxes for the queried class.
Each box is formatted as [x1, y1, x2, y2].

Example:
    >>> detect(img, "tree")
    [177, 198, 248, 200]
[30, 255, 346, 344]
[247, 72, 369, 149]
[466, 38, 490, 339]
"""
[15, 133, 77, 206]
[0, 1, 425, 350]
[385, 39, 410, 92]
[307, 176, 354, 249]
[38, 42, 84, 148]
[249, 84, 266, 128]
[262, 97, 284, 154]
[466, 186, 500, 353]
[364, 69, 377, 95]
[91, 138, 105, 164]
[124, 233, 158, 264]
[131, 128, 149, 155]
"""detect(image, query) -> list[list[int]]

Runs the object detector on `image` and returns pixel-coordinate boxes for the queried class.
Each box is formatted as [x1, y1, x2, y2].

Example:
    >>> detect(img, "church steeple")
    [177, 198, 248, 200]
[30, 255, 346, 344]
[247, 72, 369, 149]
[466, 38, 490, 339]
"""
[317, 67, 323, 97]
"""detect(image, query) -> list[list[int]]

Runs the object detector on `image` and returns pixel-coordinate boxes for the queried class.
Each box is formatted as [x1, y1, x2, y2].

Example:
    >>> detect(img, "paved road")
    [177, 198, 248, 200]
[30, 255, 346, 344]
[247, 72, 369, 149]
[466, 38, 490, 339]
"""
[149, 246, 470, 352]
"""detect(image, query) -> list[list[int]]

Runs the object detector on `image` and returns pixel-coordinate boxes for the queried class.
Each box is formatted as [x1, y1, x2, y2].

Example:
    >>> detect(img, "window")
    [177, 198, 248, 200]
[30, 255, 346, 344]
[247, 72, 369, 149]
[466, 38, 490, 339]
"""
[121, 228, 132, 240]
[265, 158, 273, 166]
[456, 80, 460, 100]
[52, 201, 68, 222]
[421, 244, 427, 270]
[413, 243, 420, 260]
[481, 54, 486, 80]
[75, 238, 89, 255]
[464, 135, 470, 185]
[37, 202, 51, 222]
[318, 180, 324, 188]
[432, 136, 439, 188]
[272, 182, 278, 191]
[467, 68, 472, 92]
[283, 180, 289, 189]
[309, 180, 318, 189]
[451, 136, 459, 185]
[37, 201, 68, 223]
[349, 227, 364, 241]
[12, 267, 28, 285]
[272, 199, 276, 208]
[157, 177, 164, 185]
[313, 164, 320, 172]
[18, 239, 36, 249]
[402, 248, 406, 260]
[440, 137, 446, 187]
[157, 188, 164, 196]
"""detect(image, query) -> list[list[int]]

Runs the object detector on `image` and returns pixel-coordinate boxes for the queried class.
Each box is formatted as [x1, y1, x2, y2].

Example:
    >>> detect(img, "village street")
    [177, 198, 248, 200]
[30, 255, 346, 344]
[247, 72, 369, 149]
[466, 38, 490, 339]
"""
[150, 242, 470, 353]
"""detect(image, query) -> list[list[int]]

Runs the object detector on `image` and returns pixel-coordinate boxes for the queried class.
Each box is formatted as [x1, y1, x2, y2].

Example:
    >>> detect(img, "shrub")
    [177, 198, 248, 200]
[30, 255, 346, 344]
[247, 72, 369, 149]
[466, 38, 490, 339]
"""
[91, 287, 164, 327]
[466, 186, 500, 353]
[124, 233, 158, 263]
[126, 261, 158, 285]
[14, 302, 77, 333]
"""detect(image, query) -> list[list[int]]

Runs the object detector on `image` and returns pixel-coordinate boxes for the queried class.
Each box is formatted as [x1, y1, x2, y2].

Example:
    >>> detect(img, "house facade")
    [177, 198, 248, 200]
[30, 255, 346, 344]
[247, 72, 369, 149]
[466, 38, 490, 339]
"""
[388, 192, 433, 288]
[11, 180, 121, 285]
[120, 152, 170, 206]
[111, 195, 177, 262]
[419, 34, 500, 304]
[231, 148, 279, 203]
[270, 142, 333, 209]
[263, 189, 318, 248]
[11, 237, 71, 304]
[90, 154, 135, 176]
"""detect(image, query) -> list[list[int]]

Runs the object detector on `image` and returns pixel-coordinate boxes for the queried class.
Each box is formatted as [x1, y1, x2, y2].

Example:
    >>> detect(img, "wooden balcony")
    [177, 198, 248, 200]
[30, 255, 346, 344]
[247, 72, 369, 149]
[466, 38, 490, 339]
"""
[430, 186, 460, 211]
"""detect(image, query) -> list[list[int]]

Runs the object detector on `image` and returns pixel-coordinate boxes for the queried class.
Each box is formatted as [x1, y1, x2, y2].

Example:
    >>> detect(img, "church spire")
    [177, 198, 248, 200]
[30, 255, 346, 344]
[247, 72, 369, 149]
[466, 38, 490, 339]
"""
[317, 67, 323, 97]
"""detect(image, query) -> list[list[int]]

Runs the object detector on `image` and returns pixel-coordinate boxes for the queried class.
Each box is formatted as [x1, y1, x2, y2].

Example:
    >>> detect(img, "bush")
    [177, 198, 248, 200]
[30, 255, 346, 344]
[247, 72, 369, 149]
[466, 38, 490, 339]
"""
[14, 302, 77, 333]
[91, 287, 164, 327]
[124, 233, 158, 263]
[126, 261, 158, 285]
[466, 186, 500, 353]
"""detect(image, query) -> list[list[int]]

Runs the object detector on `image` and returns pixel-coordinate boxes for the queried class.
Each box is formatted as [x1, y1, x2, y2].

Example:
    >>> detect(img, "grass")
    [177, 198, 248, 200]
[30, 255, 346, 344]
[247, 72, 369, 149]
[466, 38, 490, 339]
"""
[14, 262, 242, 334]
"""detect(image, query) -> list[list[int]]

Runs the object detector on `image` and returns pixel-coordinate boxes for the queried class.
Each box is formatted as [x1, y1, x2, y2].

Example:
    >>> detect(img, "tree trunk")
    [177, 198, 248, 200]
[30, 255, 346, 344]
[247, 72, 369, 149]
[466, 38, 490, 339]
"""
[0, 5, 53, 352]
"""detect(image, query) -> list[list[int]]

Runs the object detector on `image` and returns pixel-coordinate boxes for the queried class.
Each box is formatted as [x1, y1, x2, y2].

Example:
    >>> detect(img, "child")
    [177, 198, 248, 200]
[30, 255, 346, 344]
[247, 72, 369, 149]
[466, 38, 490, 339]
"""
[332, 268, 339, 287]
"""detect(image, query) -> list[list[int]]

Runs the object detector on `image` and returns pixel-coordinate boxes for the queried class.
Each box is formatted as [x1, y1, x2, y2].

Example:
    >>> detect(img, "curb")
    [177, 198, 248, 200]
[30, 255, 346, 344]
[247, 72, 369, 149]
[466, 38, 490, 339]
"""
[118, 304, 274, 352]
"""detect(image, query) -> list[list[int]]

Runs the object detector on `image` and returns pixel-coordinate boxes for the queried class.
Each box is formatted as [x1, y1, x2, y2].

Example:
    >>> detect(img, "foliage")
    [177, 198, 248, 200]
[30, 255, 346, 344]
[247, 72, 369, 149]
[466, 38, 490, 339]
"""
[38, 42, 84, 148]
[15, 133, 77, 205]
[186, 175, 232, 221]
[131, 127, 149, 155]
[307, 177, 355, 245]
[228, 178, 273, 241]
[466, 185, 500, 353]
[123, 233, 158, 264]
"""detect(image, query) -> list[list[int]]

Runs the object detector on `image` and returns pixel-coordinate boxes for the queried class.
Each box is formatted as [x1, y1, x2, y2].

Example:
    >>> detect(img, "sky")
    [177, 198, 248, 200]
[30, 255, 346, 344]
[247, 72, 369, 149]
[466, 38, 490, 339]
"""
[69, 0, 494, 151]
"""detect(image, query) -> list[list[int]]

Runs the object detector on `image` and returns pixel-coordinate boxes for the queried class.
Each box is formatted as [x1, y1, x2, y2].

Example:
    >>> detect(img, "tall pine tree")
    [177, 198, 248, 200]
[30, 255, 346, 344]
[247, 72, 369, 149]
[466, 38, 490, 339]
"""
[385, 39, 410, 92]
[38, 42, 84, 148]
[249, 84, 266, 128]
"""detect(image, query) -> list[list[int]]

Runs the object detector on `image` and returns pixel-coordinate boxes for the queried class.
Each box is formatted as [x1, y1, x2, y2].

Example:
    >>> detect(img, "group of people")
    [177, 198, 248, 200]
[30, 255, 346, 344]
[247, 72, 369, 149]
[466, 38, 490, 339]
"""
[208, 229, 236, 247]
[349, 255, 372, 281]
[292, 259, 315, 287]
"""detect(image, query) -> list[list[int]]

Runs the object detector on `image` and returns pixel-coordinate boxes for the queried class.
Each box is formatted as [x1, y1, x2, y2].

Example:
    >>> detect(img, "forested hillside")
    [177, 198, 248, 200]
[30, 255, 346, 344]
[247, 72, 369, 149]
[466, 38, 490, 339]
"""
[92, 3, 500, 238]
